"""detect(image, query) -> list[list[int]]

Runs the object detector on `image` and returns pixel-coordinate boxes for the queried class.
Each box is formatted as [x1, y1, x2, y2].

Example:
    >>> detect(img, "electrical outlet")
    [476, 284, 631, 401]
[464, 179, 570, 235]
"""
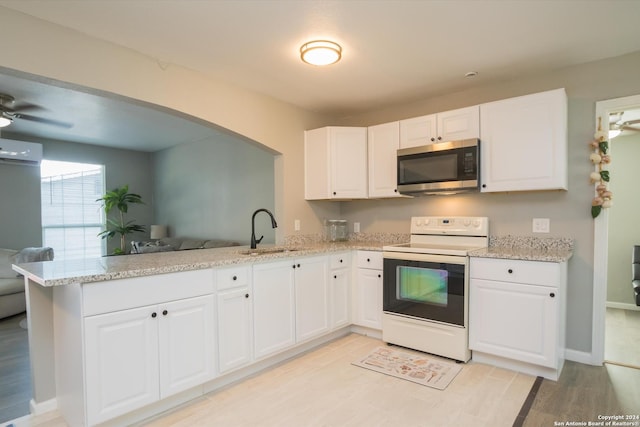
[294, 219, 300, 231]
[532, 218, 550, 233]
[354, 222, 360, 233]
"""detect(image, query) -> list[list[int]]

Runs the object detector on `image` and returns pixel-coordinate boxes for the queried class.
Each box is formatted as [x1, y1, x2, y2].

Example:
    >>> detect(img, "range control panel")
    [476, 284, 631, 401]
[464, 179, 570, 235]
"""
[410, 216, 489, 236]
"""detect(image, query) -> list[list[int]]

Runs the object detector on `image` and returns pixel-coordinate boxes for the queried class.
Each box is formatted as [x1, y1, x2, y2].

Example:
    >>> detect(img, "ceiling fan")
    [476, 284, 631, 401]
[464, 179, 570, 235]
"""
[0, 93, 73, 129]
[609, 111, 640, 138]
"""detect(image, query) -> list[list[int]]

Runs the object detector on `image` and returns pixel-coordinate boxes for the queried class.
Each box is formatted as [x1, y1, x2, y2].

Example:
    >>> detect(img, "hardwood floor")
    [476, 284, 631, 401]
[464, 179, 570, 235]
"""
[4, 331, 639, 427]
[0, 313, 31, 424]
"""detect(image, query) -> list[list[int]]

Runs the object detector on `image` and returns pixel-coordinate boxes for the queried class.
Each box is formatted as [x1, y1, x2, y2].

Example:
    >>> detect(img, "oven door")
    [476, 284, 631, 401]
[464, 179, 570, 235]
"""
[383, 252, 467, 327]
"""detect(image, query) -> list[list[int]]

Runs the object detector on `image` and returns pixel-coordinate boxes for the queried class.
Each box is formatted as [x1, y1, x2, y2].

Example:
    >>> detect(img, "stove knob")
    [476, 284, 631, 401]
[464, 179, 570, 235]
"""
[463, 219, 471, 227]
[472, 219, 481, 228]
[415, 218, 423, 227]
[423, 218, 430, 226]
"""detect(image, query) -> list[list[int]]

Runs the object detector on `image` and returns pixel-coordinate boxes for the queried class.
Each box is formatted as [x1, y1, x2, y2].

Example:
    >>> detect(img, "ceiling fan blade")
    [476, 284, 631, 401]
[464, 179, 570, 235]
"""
[15, 113, 73, 129]
[10, 102, 45, 113]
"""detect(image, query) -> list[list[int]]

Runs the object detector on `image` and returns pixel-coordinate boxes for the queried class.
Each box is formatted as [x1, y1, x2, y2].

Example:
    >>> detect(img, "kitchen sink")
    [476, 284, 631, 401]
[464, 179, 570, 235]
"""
[238, 247, 301, 256]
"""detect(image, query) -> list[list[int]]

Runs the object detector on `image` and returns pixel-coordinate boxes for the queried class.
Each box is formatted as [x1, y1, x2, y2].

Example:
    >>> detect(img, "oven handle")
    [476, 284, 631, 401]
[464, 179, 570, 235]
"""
[383, 251, 468, 265]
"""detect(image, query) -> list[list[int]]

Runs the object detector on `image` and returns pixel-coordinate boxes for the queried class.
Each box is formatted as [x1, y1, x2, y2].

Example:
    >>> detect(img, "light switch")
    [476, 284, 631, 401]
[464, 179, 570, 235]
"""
[532, 218, 550, 233]
[294, 219, 300, 231]
[354, 222, 360, 233]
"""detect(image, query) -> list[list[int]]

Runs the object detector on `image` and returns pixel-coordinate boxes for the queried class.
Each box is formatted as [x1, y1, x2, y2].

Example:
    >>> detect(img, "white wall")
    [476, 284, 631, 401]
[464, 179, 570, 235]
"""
[153, 133, 276, 244]
[607, 132, 640, 306]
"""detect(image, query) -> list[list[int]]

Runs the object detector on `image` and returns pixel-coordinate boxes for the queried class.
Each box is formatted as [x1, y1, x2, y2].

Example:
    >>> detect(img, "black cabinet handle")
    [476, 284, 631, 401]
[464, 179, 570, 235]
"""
[550, 292, 555, 298]
[394, 189, 398, 192]
[334, 275, 337, 279]
[162, 310, 168, 316]
[437, 136, 442, 140]
[378, 274, 381, 278]
[339, 259, 343, 263]
[367, 258, 371, 262]
[333, 191, 337, 195]
[297, 263, 301, 268]
[430, 137, 435, 142]
[508, 269, 513, 274]
[482, 184, 487, 188]
[245, 293, 250, 298]
[232, 275, 237, 281]
[151, 312, 157, 318]
[293, 264, 296, 269]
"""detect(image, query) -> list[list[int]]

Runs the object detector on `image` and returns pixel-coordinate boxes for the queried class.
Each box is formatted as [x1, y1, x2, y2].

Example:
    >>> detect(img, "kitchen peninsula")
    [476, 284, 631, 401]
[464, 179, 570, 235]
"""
[13, 234, 572, 426]
[12, 240, 391, 427]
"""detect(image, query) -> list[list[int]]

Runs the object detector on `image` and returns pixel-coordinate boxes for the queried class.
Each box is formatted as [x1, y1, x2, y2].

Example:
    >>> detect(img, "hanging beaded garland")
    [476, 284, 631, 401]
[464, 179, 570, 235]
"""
[590, 117, 612, 218]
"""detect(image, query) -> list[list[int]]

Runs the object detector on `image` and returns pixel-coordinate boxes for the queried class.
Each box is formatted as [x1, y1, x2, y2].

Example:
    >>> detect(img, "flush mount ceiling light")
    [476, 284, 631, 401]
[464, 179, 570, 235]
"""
[300, 40, 342, 66]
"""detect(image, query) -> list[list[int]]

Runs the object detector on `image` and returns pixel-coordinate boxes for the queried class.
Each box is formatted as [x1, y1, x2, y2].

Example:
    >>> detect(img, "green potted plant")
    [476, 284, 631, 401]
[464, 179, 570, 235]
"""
[97, 184, 145, 255]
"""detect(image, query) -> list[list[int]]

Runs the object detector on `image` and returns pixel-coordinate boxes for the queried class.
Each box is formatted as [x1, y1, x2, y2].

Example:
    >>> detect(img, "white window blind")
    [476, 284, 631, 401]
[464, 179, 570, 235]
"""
[41, 160, 105, 260]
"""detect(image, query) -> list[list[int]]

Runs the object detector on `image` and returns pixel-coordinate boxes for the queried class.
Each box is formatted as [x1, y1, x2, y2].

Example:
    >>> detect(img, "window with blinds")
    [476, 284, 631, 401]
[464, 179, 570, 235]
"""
[40, 160, 105, 260]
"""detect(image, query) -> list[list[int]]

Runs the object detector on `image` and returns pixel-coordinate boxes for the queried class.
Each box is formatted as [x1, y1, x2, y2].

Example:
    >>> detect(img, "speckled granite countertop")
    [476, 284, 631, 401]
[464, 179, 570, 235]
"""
[12, 237, 397, 287]
[469, 235, 574, 263]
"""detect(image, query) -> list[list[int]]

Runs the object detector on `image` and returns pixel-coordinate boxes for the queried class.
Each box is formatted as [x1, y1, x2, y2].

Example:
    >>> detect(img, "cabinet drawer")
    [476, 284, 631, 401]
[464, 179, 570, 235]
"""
[330, 252, 351, 269]
[83, 269, 214, 316]
[470, 257, 561, 287]
[216, 266, 250, 291]
[357, 251, 383, 270]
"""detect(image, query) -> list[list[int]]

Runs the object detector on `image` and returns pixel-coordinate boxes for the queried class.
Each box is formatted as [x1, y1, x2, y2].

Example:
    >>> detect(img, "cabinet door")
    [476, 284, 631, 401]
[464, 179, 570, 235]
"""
[295, 256, 329, 342]
[158, 295, 214, 398]
[480, 88, 568, 192]
[469, 278, 558, 368]
[354, 268, 383, 330]
[217, 287, 252, 373]
[437, 105, 480, 142]
[330, 267, 351, 329]
[399, 114, 437, 148]
[304, 127, 331, 200]
[85, 305, 160, 425]
[330, 127, 368, 199]
[368, 121, 402, 198]
[252, 260, 296, 359]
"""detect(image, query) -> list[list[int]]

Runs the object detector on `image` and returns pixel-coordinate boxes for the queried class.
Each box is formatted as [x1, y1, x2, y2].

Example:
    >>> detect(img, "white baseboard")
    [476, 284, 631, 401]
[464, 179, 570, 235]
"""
[606, 301, 640, 311]
[29, 397, 57, 415]
[564, 348, 594, 365]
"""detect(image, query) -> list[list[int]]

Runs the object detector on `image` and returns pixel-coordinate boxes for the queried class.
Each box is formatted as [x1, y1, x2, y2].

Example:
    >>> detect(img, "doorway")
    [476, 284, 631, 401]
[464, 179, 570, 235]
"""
[593, 94, 640, 367]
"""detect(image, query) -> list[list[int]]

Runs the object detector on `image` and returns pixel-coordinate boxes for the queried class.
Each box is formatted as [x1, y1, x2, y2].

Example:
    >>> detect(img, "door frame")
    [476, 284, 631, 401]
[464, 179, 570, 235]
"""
[592, 93, 640, 365]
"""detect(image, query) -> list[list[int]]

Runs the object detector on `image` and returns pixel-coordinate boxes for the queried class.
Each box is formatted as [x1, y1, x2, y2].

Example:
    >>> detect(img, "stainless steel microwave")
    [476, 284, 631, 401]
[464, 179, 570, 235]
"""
[397, 138, 480, 195]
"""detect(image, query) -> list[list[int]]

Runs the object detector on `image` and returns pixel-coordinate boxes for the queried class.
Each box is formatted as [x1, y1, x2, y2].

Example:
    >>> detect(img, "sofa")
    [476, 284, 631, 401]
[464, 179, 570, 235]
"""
[131, 237, 240, 254]
[0, 247, 54, 320]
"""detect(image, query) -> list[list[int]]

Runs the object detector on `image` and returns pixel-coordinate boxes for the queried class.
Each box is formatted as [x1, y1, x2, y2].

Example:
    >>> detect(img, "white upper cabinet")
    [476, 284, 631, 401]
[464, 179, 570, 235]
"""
[479, 88, 568, 193]
[368, 121, 402, 198]
[304, 126, 368, 200]
[399, 105, 479, 149]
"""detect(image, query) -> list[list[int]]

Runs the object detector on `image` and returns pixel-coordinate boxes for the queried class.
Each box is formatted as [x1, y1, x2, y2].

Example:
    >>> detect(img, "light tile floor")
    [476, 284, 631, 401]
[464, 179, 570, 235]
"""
[9, 334, 535, 427]
[605, 307, 640, 367]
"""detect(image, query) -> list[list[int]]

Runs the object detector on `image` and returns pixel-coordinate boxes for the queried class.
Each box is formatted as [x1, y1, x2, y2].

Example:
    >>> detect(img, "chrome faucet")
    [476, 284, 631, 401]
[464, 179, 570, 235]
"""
[250, 208, 278, 249]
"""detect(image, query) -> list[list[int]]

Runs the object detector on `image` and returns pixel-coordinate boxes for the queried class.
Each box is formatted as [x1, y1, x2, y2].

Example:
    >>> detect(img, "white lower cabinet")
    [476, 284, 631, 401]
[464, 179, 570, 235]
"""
[469, 257, 567, 379]
[353, 251, 383, 330]
[84, 294, 214, 425]
[252, 255, 329, 359]
[252, 260, 296, 359]
[216, 266, 252, 374]
[294, 256, 330, 342]
[329, 253, 351, 329]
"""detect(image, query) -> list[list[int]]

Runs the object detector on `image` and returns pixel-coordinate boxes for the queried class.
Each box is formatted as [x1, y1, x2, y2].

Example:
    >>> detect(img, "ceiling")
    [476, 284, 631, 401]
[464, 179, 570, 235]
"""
[1, 0, 640, 152]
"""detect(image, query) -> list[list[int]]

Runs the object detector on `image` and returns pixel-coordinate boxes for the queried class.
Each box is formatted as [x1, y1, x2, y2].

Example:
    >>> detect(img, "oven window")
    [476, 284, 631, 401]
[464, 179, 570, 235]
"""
[398, 266, 448, 306]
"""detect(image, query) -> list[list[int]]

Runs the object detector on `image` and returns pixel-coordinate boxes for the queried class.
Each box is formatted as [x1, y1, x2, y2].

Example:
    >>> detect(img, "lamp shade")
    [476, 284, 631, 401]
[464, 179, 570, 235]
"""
[150, 225, 168, 239]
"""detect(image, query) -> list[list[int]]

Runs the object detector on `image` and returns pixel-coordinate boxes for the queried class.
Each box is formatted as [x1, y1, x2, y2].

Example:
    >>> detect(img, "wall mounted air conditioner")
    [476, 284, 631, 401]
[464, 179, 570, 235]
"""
[0, 138, 43, 166]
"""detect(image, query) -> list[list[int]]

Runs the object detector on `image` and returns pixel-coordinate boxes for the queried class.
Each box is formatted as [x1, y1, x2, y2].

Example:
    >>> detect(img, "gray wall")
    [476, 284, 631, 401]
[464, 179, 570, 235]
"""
[1, 133, 154, 255]
[607, 132, 640, 306]
[0, 161, 42, 249]
[153, 133, 276, 245]
[336, 51, 640, 354]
